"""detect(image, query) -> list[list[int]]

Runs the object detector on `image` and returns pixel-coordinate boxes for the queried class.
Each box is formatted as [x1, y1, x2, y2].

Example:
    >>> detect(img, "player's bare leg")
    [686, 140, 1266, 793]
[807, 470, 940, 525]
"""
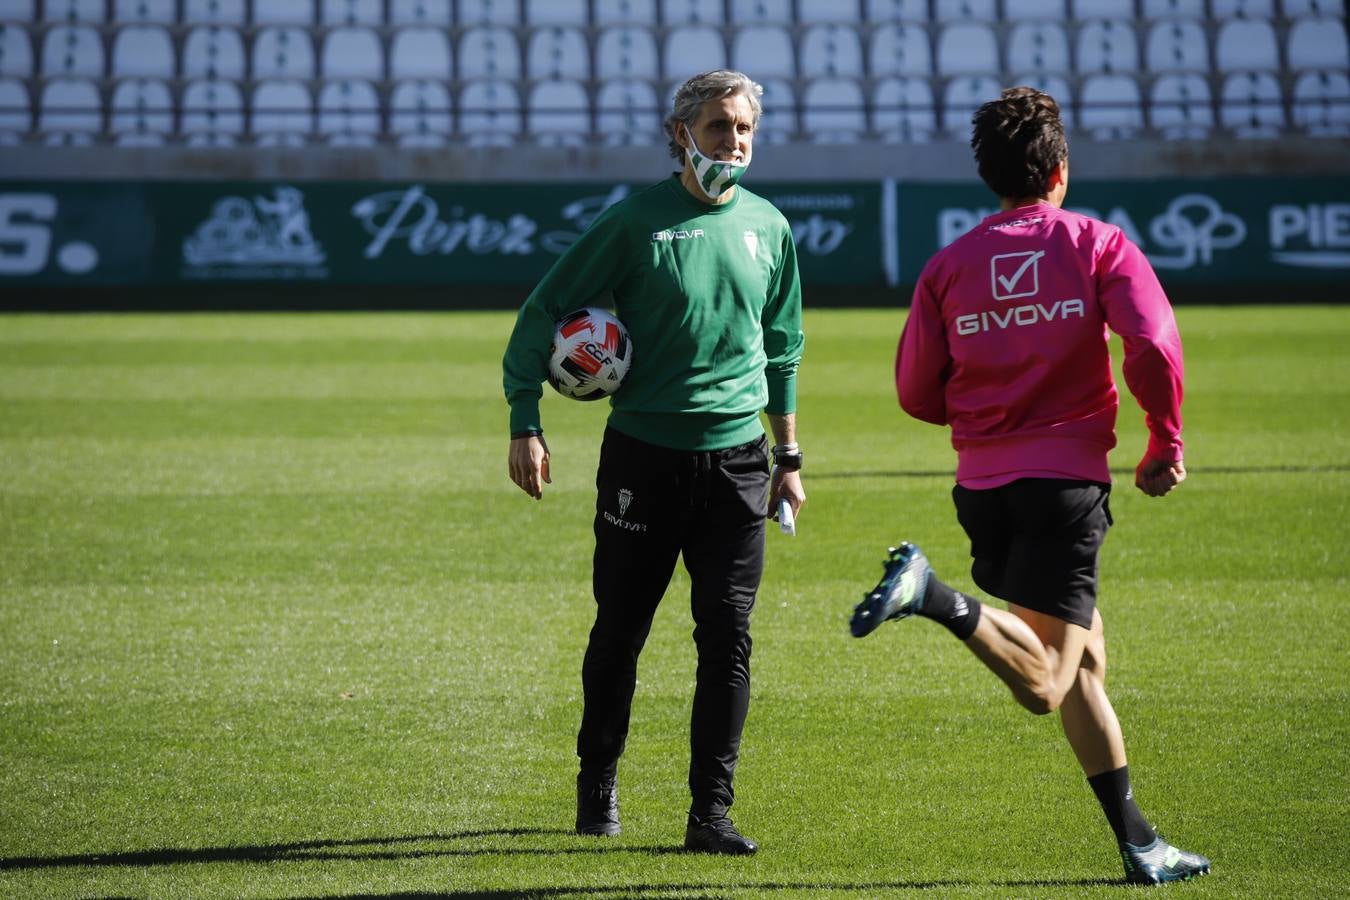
[851, 543, 1210, 884]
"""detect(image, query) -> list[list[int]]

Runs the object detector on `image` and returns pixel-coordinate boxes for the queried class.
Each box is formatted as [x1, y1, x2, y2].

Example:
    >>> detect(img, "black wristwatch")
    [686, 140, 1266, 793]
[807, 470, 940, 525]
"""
[772, 443, 803, 471]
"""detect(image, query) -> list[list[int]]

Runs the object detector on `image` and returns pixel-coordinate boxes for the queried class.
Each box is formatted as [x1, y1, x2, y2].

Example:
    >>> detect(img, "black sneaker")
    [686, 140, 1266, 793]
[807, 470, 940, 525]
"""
[575, 774, 620, 836]
[1119, 834, 1210, 884]
[683, 814, 757, 855]
[850, 542, 932, 638]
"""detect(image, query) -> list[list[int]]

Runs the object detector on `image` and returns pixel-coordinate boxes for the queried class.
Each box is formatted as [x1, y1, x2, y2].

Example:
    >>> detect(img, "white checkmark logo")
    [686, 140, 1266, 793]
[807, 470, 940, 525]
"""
[991, 251, 1044, 299]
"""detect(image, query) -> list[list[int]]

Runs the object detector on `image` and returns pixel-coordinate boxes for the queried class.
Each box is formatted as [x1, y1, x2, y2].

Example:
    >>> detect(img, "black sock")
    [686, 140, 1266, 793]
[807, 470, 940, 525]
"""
[1088, 766, 1156, 846]
[918, 575, 981, 640]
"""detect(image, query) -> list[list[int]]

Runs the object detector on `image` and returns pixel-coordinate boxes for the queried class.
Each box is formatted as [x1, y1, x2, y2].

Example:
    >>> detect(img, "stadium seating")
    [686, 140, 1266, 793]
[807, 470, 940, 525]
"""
[114, 1, 176, 24]
[389, 27, 452, 80]
[182, 26, 246, 79]
[872, 75, 936, 142]
[0, 23, 33, 77]
[732, 24, 795, 80]
[0, 76, 29, 143]
[596, 77, 661, 144]
[0, 0, 1341, 146]
[110, 76, 173, 144]
[390, 77, 452, 145]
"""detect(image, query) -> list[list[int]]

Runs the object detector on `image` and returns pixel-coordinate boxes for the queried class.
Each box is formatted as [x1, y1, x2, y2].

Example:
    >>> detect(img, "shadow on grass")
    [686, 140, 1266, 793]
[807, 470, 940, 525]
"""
[0, 828, 697, 871]
[288, 878, 1123, 899]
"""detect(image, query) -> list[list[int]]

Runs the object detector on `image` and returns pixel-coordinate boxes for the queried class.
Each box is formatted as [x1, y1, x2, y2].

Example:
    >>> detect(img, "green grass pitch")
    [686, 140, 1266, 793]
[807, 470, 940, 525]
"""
[1, 306, 1347, 899]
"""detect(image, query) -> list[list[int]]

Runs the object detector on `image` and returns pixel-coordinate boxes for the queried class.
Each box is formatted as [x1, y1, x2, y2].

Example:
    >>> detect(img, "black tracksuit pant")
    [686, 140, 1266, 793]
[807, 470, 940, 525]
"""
[577, 425, 769, 819]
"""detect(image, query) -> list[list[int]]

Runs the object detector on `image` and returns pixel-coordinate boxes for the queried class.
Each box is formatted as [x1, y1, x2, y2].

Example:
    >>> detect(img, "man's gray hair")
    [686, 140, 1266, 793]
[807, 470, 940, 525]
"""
[664, 70, 764, 161]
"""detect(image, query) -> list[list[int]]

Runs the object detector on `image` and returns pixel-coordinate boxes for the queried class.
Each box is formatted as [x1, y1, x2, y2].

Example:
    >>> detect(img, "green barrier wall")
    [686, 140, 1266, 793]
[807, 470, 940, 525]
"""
[2, 178, 1347, 303]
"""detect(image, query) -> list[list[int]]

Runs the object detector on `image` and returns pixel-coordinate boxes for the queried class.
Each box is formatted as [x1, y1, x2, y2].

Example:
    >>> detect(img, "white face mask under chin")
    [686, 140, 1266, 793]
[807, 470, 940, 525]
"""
[683, 126, 750, 201]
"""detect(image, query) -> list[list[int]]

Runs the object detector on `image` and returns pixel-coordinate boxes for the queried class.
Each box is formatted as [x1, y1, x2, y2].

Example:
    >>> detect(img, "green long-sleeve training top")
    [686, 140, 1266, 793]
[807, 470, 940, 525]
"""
[502, 175, 805, 452]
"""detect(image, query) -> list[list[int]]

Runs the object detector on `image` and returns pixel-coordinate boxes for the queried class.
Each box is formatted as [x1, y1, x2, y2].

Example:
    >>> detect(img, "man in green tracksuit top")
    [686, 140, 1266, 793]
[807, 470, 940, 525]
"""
[502, 70, 805, 855]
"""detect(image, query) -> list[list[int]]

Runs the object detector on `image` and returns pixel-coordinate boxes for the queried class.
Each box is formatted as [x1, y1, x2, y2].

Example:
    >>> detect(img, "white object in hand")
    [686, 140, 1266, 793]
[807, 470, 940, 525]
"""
[778, 498, 796, 536]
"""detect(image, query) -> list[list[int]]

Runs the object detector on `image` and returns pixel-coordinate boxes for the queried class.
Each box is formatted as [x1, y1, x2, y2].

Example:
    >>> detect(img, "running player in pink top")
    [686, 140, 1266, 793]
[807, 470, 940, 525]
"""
[850, 88, 1209, 885]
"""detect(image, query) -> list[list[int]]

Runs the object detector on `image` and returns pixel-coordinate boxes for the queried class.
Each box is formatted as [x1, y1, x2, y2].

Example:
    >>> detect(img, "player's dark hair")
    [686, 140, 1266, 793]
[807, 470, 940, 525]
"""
[971, 87, 1068, 200]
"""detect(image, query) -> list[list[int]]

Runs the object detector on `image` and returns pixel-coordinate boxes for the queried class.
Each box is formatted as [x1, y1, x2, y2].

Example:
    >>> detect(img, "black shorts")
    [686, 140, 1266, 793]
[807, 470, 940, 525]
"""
[951, 478, 1112, 629]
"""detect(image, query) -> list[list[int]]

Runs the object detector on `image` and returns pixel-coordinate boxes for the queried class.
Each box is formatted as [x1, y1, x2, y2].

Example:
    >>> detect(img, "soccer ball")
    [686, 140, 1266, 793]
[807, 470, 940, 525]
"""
[547, 307, 633, 401]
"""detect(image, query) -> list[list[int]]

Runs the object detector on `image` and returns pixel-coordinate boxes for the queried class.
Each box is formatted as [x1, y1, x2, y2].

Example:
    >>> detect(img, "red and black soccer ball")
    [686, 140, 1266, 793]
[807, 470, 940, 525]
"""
[547, 307, 633, 401]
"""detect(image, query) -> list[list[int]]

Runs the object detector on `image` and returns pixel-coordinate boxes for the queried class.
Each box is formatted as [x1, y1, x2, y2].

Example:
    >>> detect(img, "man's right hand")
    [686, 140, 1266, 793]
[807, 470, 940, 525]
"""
[509, 434, 551, 499]
[1135, 455, 1186, 497]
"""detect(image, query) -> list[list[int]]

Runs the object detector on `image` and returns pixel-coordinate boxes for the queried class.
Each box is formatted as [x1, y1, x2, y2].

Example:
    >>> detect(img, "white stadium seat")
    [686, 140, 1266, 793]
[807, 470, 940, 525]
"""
[1005, 0, 1067, 18]
[183, 0, 246, 24]
[110, 25, 174, 78]
[935, 0, 997, 21]
[801, 76, 866, 142]
[1287, 17, 1350, 70]
[390, 78, 452, 145]
[253, 0, 315, 24]
[1079, 72, 1143, 139]
[873, 76, 936, 142]
[527, 26, 591, 80]
[317, 78, 380, 144]
[1071, 0, 1133, 16]
[110, 77, 173, 144]
[1149, 72, 1213, 138]
[595, 0, 658, 24]
[1220, 70, 1284, 137]
[1007, 22, 1070, 74]
[798, 0, 863, 21]
[1144, 19, 1209, 73]
[321, 27, 384, 79]
[0, 77, 31, 143]
[1075, 19, 1139, 74]
[114, 0, 176, 22]
[0, 1, 34, 21]
[1141, 0, 1204, 16]
[389, 27, 453, 80]
[800, 24, 864, 78]
[180, 79, 237, 138]
[459, 0, 521, 25]
[1292, 69, 1350, 136]
[1282, 0, 1345, 14]
[322, 0, 384, 24]
[596, 78, 660, 145]
[38, 77, 101, 144]
[731, 24, 795, 80]
[730, 0, 793, 24]
[459, 78, 522, 146]
[866, 0, 927, 21]
[43, 0, 104, 21]
[596, 26, 659, 79]
[756, 76, 798, 143]
[252, 79, 314, 145]
[181, 77, 244, 144]
[0, 24, 33, 77]
[936, 23, 999, 77]
[41, 25, 104, 77]
[869, 23, 931, 78]
[527, 78, 590, 146]
[661, 0, 724, 24]
[390, 0, 452, 24]
[183, 26, 246, 79]
[460, 26, 522, 79]
[942, 74, 1000, 137]
[1210, 0, 1275, 17]
[663, 25, 726, 82]
[1214, 19, 1279, 70]
[252, 27, 316, 79]
[526, 0, 591, 24]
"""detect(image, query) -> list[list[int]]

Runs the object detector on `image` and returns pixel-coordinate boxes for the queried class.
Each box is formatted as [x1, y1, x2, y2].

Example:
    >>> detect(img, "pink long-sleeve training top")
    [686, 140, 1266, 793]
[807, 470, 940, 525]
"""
[896, 202, 1184, 490]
